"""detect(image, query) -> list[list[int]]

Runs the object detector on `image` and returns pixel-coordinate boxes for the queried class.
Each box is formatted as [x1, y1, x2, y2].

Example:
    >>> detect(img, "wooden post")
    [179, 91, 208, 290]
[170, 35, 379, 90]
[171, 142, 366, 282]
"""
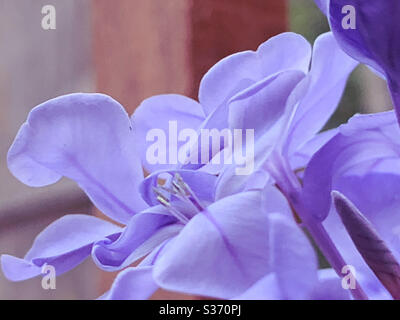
[92, 0, 287, 298]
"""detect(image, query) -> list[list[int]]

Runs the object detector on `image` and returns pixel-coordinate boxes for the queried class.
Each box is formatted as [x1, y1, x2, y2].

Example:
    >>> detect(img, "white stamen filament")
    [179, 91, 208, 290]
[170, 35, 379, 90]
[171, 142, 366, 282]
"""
[152, 173, 204, 224]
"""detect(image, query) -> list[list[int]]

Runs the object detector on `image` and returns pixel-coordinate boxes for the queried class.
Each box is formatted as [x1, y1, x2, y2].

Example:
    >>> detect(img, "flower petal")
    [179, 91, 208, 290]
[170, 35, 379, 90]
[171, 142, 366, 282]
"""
[8, 93, 146, 223]
[132, 94, 206, 172]
[302, 111, 400, 220]
[228, 70, 306, 143]
[92, 212, 180, 271]
[234, 273, 282, 300]
[329, 1, 390, 75]
[269, 213, 318, 300]
[234, 210, 318, 300]
[1, 214, 121, 281]
[308, 269, 351, 300]
[289, 128, 338, 172]
[152, 191, 271, 299]
[0, 255, 42, 282]
[199, 32, 312, 115]
[329, 0, 400, 117]
[284, 32, 358, 156]
[99, 266, 158, 300]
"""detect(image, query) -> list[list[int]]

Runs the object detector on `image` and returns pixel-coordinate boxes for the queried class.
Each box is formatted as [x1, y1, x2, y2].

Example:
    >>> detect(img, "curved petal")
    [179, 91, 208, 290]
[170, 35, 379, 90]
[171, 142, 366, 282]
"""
[228, 70, 305, 143]
[221, 71, 307, 190]
[8, 93, 146, 223]
[302, 111, 400, 220]
[0, 256, 42, 282]
[132, 94, 206, 173]
[99, 266, 158, 300]
[284, 32, 358, 156]
[92, 212, 180, 271]
[329, 1, 392, 76]
[1, 214, 121, 281]
[152, 191, 272, 299]
[199, 32, 312, 115]
[329, 1, 400, 116]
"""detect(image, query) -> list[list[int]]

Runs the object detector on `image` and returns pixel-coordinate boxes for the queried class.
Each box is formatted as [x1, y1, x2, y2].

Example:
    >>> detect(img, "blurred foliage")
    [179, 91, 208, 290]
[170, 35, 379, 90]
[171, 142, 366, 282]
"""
[289, 0, 363, 129]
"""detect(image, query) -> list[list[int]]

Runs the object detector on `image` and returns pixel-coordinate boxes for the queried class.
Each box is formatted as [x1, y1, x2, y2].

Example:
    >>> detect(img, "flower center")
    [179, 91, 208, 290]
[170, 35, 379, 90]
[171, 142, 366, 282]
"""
[153, 173, 205, 224]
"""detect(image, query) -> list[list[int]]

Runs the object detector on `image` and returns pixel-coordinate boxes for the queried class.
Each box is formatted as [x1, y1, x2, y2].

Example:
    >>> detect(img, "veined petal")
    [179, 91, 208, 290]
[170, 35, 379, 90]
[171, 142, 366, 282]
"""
[99, 266, 158, 300]
[199, 32, 312, 115]
[132, 94, 206, 173]
[284, 32, 358, 156]
[1, 214, 121, 281]
[152, 191, 271, 299]
[7, 93, 146, 223]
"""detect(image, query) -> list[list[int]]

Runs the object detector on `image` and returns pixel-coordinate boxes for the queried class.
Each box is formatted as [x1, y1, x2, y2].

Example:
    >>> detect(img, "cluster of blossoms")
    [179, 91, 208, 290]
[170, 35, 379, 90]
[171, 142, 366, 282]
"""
[2, 0, 400, 300]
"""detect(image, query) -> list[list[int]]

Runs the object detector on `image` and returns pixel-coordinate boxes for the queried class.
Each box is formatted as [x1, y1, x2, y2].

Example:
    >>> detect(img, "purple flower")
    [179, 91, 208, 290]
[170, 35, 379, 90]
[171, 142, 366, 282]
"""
[1, 31, 357, 300]
[0, 93, 271, 299]
[302, 110, 400, 299]
[315, 0, 400, 120]
[133, 32, 320, 174]
[2, 92, 332, 300]
[216, 31, 357, 199]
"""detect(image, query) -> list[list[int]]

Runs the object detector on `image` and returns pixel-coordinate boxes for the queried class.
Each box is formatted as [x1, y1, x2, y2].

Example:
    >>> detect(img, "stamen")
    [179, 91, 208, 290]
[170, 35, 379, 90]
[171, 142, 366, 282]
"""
[152, 173, 204, 224]
[158, 185, 197, 218]
[152, 187, 190, 224]
[172, 173, 205, 212]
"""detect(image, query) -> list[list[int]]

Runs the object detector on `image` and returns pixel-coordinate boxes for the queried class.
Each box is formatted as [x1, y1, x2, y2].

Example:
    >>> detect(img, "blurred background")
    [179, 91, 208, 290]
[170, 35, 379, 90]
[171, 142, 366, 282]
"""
[0, 0, 392, 299]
